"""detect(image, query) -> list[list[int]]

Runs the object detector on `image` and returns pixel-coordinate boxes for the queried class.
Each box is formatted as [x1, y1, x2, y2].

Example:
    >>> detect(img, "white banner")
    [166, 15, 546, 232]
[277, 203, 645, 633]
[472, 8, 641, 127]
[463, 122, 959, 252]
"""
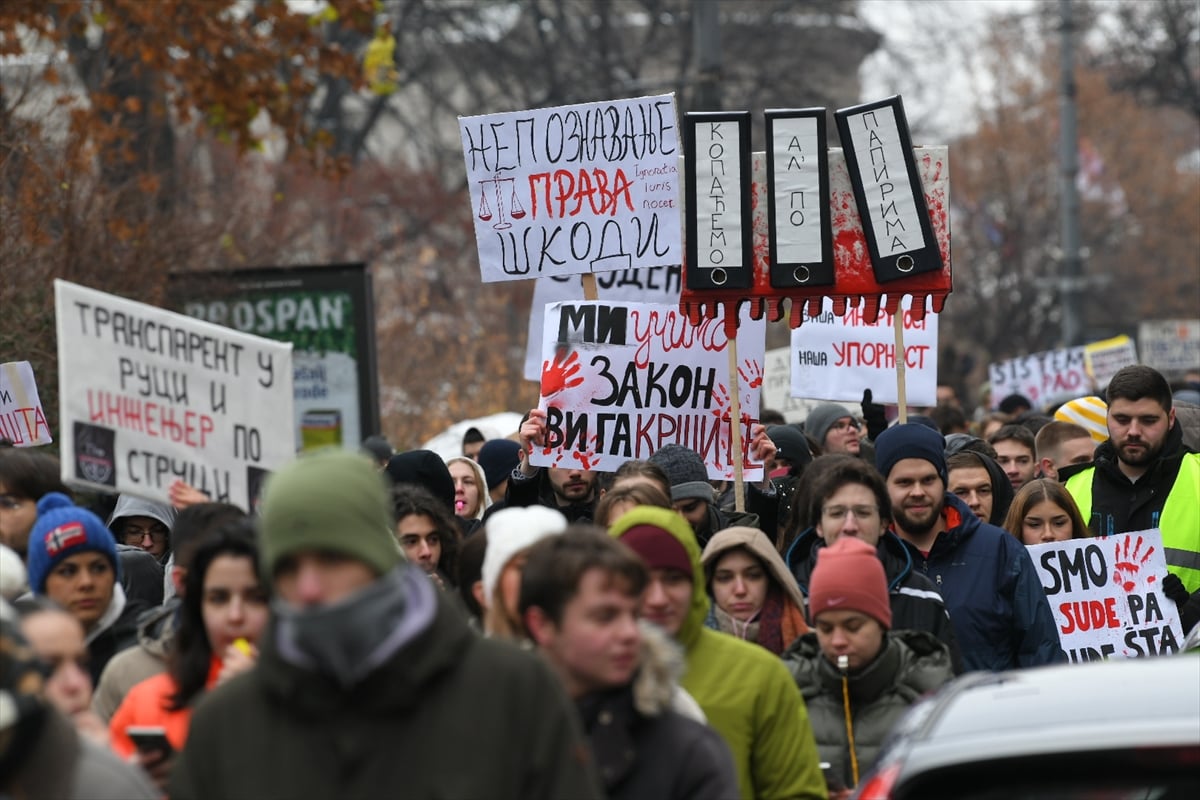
[533, 301, 765, 480]
[1030, 530, 1184, 662]
[460, 94, 681, 283]
[789, 296, 938, 405]
[522, 268, 683, 381]
[1139, 319, 1200, 374]
[0, 361, 52, 447]
[1084, 335, 1138, 390]
[988, 347, 1089, 409]
[54, 280, 294, 510]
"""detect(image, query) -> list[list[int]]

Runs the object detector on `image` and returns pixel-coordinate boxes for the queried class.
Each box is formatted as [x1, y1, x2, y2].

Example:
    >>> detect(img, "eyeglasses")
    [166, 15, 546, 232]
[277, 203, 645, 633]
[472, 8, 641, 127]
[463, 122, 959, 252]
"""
[830, 419, 861, 432]
[121, 526, 169, 545]
[822, 505, 879, 521]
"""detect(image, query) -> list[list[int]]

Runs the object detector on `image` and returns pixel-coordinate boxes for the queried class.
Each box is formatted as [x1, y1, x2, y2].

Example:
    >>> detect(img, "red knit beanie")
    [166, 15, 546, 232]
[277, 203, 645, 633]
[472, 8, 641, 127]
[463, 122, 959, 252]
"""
[620, 524, 693, 578]
[808, 537, 892, 629]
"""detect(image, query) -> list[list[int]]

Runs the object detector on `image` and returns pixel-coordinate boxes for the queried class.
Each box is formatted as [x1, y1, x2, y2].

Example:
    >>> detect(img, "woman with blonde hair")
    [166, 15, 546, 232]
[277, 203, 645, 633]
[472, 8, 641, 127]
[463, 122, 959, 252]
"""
[1003, 478, 1090, 546]
[594, 482, 672, 527]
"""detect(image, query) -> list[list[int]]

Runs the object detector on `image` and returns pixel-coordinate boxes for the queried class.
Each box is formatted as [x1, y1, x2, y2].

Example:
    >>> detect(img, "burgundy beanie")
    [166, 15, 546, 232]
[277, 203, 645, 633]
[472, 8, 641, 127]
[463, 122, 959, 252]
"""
[809, 536, 892, 629]
[620, 524, 693, 578]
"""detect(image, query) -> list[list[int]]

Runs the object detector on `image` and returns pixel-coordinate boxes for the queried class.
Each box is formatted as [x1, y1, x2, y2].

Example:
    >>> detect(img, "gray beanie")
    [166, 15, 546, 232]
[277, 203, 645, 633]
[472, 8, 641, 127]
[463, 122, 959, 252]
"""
[806, 403, 855, 447]
[648, 444, 714, 503]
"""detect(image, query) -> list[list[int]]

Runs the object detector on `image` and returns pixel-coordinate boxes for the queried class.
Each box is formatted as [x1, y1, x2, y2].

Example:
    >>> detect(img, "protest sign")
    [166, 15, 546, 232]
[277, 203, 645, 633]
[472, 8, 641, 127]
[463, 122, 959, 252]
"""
[460, 94, 681, 283]
[789, 296, 938, 405]
[1084, 335, 1138, 390]
[1030, 529, 1184, 662]
[532, 301, 766, 479]
[0, 361, 52, 447]
[55, 280, 294, 510]
[988, 346, 1089, 409]
[1138, 319, 1200, 374]
[523, 267, 683, 381]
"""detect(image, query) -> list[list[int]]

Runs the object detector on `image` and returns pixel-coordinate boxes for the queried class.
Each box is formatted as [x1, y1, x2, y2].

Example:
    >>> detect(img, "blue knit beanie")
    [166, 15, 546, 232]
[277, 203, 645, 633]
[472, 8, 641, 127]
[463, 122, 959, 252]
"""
[874, 424, 948, 484]
[26, 493, 120, 594]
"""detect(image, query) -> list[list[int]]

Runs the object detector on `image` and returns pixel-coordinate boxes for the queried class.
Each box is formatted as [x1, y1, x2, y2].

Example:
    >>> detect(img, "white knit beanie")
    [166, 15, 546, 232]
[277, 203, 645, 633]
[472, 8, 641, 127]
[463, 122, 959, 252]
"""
[481, 506, 568, 603]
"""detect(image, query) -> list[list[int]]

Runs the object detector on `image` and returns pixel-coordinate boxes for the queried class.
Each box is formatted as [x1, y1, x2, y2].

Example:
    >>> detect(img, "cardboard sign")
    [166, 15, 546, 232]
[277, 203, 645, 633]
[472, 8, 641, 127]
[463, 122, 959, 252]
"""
[54, 280, 294, 510]
[532, 301, 766, 479]
[789, 295, 938, 405]
[0, 361, 52, 447]
[988, 347, 1089, 409]
[523, 268, 684, 381]
[460, 94, 681, 283]
[1084, 335, 1138, 390]
[1139, 319, 1200, 374]
[1030, 530, 1184, 662]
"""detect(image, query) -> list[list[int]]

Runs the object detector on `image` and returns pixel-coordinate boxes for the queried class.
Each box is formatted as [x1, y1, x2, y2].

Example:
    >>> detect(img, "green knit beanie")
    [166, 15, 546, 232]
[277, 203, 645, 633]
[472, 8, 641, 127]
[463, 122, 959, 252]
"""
[260, 449, 399, 578]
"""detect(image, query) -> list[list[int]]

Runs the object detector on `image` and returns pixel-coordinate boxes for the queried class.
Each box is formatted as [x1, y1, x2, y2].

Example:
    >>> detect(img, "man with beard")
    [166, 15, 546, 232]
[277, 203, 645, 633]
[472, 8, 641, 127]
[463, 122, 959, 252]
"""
[1064, 366, 1200, 593]
[875, 424, 1062, 671]
[503, 408, 599, 522]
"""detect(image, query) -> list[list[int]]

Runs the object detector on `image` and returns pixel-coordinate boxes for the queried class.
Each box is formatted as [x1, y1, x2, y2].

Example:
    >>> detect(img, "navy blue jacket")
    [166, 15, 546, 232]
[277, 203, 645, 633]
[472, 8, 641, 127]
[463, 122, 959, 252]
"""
[893, 493, 1065, 672]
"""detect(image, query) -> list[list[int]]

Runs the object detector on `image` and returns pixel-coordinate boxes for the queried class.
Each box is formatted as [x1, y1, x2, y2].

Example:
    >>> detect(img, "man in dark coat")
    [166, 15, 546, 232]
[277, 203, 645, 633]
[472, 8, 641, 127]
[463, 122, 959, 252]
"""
[875, 425, 1064, 672]
[169, 450, 601, 800]
[520, 528, 738, 800]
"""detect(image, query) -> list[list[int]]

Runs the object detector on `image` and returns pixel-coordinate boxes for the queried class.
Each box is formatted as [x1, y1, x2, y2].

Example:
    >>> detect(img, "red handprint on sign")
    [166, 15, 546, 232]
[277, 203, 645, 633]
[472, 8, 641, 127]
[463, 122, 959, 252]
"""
[738, 359, 764, 389]
[709, 383, 731, 421]
[540, 348, 584, 397]
[1112, 534, 1156, 593]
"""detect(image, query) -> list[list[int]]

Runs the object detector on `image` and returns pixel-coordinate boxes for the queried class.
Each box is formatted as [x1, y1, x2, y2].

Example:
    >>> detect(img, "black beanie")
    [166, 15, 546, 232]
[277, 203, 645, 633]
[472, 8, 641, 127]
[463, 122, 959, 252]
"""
[874, 423, 947, 483]
[385, 450, 456, 513]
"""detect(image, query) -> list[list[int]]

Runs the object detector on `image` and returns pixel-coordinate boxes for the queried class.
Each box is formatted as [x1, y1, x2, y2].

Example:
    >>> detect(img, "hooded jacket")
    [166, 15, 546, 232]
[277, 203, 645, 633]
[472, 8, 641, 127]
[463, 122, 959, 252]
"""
[92, 599, 178, 721]
[786, 529, 962, 673]
[893, 493, 1064, 672]
[579, 623, 738, 800]
[951, 450, 1014, 526]
[610, 507, 826, 800]
[701, 526, 809, 654]
[108, 495, 177, 563]
[169, 581, 601, 800]
[446, 456, 492, 521]
[783, 630, 955, 791]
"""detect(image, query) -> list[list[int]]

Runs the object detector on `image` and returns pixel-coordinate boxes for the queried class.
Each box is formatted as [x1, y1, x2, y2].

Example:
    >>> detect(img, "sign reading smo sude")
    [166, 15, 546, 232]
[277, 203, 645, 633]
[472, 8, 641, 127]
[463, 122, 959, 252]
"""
[1030, 530, 1183, 662]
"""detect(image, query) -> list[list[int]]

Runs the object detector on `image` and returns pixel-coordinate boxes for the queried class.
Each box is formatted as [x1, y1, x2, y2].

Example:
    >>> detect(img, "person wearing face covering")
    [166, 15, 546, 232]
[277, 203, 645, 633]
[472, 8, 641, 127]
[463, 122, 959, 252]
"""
[168, 450, 601, 800]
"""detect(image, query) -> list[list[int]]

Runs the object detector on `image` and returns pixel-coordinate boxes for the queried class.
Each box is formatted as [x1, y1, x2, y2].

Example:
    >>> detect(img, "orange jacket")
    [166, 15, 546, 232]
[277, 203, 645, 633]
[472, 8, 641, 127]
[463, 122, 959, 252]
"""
[110, 656, 220, 758]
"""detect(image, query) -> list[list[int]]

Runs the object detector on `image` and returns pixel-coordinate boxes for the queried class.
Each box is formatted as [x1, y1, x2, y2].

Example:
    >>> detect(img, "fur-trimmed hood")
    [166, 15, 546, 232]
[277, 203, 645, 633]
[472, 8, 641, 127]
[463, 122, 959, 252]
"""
[632, 621, 704, 722]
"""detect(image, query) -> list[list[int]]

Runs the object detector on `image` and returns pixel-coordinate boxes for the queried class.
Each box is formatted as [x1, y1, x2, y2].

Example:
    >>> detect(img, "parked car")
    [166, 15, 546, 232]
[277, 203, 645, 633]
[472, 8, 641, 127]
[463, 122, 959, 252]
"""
[855, 655, 1200, 800]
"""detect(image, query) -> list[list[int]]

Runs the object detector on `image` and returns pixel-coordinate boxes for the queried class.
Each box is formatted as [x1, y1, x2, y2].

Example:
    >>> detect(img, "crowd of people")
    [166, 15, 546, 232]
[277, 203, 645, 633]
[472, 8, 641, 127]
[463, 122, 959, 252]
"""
[2, 363, 1198, 799]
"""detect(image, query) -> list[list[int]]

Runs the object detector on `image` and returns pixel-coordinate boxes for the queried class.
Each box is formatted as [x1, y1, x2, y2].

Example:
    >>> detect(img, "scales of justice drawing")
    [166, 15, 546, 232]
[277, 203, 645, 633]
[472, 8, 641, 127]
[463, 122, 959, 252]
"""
[477, 174, 526, 230]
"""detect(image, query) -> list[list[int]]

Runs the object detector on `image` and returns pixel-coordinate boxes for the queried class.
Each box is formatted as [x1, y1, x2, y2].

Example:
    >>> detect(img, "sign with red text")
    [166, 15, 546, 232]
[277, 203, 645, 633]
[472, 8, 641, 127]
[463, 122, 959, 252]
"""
[1030, 530, 1183, 663]
[54, 280, 294, 510]
[789, 296, 938, 404]
[460, 94, 681, 283]
[522, 267, 683, 381]
[988, 346, 1089, 409]
[533, 301, 766, 479]
[0, 361, 52, 447]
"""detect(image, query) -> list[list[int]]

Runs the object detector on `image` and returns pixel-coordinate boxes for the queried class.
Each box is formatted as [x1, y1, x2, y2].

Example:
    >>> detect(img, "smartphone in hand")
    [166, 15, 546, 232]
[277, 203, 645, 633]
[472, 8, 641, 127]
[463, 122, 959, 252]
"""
[126, 726, 174, 758]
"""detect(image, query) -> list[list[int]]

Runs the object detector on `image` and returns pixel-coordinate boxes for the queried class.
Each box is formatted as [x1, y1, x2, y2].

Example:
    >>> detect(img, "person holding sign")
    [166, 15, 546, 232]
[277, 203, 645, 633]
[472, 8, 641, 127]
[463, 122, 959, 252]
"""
[1063, 366, 1200, 594]
[874, 424, 1064, 671]
[1002, 479, 1090, 546]
[505, 409, 600, 523]
[783, 537, 955, 799]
